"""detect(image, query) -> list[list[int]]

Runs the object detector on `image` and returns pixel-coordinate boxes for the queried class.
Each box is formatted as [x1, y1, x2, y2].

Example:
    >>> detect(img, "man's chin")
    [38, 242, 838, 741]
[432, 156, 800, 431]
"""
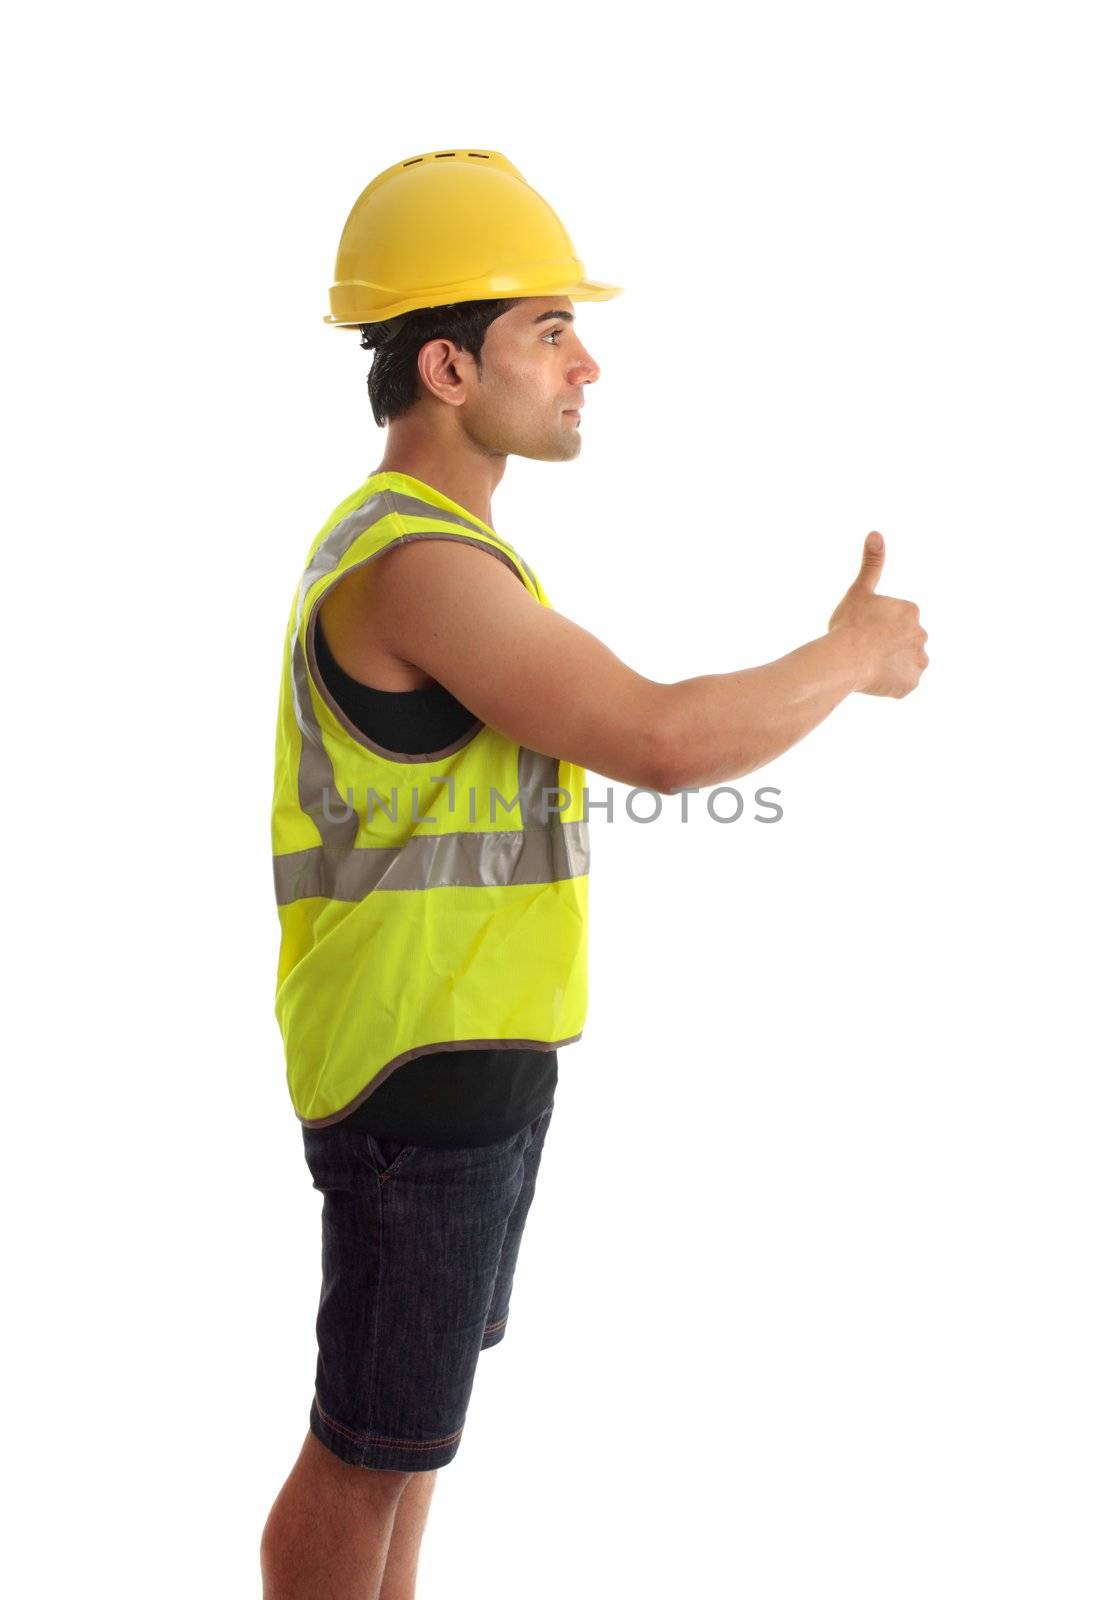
[509, 436, 583, 464]
[550, 428, 583, 461]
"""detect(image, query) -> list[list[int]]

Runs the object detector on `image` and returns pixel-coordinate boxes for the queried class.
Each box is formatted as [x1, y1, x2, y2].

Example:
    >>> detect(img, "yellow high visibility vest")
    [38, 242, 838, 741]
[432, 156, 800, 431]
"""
[271, 470, 590, 1127]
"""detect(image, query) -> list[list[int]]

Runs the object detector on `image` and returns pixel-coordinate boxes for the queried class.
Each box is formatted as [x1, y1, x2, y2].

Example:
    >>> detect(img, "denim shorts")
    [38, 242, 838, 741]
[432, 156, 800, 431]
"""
[300, 1101, 554, 1473]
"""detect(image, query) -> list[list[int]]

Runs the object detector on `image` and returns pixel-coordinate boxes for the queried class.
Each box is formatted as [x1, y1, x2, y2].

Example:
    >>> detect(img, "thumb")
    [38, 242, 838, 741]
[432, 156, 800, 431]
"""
[853, 530, 885, 592]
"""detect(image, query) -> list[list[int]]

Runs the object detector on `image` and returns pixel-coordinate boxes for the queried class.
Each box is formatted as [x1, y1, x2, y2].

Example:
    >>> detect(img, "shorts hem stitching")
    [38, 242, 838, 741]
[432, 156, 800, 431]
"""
[315, 1395, 464, 1452]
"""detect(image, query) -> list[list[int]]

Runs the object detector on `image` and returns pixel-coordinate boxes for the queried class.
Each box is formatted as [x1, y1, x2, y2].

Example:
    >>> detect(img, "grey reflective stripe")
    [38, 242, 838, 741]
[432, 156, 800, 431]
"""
[289, 485, 531, 843]
[279, 482, 586, 905]
[275, 744, 587, 905]
[273, 815, 590, 905]
[304, 533, 529, 766]
[290, 489, 395, 848]
[382, 487, 541, 593]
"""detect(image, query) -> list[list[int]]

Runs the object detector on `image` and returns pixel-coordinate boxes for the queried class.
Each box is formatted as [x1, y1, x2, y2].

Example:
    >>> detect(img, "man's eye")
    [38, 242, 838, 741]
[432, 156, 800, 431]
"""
[543, 328, 565, 345]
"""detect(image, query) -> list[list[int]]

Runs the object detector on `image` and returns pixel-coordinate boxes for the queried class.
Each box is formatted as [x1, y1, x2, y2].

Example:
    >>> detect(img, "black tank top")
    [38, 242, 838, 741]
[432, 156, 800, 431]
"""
[313, 611, 558, 1146]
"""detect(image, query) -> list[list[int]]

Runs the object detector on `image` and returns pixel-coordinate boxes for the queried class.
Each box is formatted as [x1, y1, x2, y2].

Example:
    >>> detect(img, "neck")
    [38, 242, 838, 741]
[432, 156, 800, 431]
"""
[374, 422, 507, 532]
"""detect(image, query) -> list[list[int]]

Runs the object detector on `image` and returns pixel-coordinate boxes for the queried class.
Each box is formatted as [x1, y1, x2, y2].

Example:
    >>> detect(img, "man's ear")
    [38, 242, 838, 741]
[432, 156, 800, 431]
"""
[417, 338, 475, 407]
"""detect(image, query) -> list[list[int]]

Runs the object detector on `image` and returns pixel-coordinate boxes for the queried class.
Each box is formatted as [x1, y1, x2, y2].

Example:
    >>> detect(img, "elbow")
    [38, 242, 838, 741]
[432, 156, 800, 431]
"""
[650, 720, 748, 794]
[649, 749, 687, 796]
[648, 715, 690, 795]
[647, 700, 688, 794]
[654, 755, 749, 795]
[637, 685, 747, 794]
[650, 755, 702, 796]
[629, 748, 679, 797]
[641, 687, 684, 794]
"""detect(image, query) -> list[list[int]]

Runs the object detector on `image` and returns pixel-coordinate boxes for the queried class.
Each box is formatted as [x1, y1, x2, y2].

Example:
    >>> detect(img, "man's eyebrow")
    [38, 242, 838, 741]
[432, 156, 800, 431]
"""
[531, 309, 575, 325]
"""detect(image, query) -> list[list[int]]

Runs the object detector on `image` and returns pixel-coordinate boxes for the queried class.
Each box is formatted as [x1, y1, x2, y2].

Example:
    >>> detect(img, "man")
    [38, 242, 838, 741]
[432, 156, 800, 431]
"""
[261, 149, 929, 1599]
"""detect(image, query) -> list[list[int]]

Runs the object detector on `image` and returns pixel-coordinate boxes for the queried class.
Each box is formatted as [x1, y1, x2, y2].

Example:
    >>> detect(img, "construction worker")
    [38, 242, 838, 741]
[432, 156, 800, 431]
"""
[260, 149, 929, 1599]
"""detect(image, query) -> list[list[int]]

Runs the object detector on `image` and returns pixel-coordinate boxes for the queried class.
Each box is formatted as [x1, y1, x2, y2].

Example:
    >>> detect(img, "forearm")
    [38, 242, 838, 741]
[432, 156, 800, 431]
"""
[657, 628, 866, 790]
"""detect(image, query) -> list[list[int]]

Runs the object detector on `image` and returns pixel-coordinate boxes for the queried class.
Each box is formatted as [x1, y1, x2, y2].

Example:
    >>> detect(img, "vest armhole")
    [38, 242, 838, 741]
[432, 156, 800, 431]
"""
[303, 559, 490, 765]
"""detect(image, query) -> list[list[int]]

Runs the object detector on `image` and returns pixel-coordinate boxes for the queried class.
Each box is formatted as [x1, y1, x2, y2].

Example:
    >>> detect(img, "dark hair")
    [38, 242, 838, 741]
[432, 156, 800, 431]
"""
[359, 299, 516, 427]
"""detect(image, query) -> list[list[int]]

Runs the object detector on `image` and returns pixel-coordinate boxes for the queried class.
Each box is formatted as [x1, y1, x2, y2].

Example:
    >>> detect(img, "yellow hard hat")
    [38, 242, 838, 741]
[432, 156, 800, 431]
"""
[325, 148, 623, 328]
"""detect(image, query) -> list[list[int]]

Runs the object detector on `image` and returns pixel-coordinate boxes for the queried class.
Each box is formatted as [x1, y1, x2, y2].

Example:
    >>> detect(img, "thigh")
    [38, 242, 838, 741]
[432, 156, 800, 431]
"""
[300, 1116, 535, 1472]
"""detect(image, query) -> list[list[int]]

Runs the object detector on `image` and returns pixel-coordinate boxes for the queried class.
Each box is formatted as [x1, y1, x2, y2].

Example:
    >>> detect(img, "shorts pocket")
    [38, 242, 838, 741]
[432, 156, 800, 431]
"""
[358, 1131, 418, 1179]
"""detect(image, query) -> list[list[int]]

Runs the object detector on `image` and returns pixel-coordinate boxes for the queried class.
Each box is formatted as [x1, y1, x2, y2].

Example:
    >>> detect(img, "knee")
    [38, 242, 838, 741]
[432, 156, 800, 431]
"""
[259, 1440, 413, 1581]
[306, 1431, 414, 1495]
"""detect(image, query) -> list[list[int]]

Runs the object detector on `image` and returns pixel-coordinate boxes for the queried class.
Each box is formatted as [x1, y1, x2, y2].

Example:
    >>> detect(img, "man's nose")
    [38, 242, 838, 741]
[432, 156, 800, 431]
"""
[571, 347, 600, 384]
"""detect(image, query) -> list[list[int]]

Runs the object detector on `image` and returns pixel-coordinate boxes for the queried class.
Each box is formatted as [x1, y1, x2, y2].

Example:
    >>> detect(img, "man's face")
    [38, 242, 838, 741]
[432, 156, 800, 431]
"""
[458, 296, 601, 462]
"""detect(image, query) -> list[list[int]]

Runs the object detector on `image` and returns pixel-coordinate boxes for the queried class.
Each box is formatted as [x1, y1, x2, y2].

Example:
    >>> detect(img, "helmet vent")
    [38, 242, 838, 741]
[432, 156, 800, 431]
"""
[402, 151, 493, 168]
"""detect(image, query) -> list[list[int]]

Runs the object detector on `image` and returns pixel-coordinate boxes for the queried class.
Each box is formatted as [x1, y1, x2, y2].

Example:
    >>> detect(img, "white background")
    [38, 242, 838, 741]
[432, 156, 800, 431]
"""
[5, 3, 1095, 1596]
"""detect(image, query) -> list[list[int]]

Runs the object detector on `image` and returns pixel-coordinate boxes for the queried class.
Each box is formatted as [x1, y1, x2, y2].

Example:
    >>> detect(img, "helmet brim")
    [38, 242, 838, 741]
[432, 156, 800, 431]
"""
[325, 277, 624, 327]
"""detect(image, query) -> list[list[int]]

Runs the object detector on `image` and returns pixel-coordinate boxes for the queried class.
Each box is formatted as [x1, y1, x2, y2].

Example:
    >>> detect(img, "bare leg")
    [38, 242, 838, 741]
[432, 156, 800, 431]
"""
[260, 1429, 412, 1600]
[378, 1469, 438, 1600]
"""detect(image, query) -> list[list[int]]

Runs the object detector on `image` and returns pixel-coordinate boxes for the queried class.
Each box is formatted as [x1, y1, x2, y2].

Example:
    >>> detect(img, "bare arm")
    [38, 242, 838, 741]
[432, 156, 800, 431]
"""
[656, 629, 866, 790]
[360, 529, 927, 796]
[356, 536, 672, 792]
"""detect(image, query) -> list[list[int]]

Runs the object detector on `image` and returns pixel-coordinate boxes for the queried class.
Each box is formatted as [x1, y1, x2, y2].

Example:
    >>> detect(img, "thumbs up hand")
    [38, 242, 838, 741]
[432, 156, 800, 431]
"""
[828, 533, 929, 697]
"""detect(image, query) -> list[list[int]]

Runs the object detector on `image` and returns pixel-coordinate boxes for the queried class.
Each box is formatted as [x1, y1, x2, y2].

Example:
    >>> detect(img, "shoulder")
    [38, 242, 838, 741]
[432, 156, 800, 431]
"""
[360, 532, 529, 613]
